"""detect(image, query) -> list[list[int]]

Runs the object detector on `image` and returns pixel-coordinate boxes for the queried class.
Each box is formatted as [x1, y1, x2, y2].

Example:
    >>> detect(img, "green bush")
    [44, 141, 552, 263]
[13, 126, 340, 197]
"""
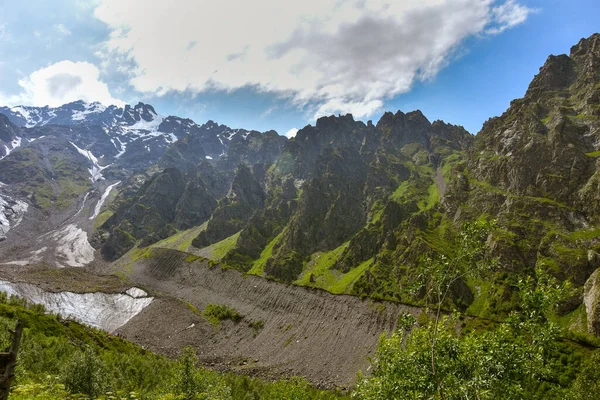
[61, 346, 108, 398]
[203, 304, 243, 326]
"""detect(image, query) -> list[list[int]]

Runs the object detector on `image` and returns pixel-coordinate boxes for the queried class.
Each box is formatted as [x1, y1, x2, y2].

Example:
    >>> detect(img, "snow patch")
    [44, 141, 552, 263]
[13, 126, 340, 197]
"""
[27, 135, 46, 143]
[70, 142, 110, 181]
[112, 137, 127, 158]
[125, 114, 165, 132]
[90, 181, 121, 220]
[50, 224, 95, 267]
[71, 102, 107, 121]
[125, 287, 148, 298]
[10, 106, 37, 127]
[205, 155, 213, 160]
[0, 280, 153, 333]
[0, 194, 29, 238]
[0, 137, 22, 160]
[166, 132, 178, 143]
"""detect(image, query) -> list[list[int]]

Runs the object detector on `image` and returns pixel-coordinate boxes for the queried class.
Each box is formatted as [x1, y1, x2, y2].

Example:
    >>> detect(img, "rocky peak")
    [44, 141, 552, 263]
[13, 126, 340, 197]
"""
[315, 113, 357, 130]
[376, 109, 434, 150]
[192, 163, 266, 247]
[525, 54, 576, 99]
[570, 33, 600, 59]
[430, 121, 473, 151]
[228, 164, 265, 210]
[295, 113, 368, 147]
[121, 102, 158, 124]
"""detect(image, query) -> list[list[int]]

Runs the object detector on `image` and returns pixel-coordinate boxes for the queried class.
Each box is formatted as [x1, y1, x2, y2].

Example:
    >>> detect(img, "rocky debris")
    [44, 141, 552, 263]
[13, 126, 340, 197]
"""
[116, 248, 421, 389]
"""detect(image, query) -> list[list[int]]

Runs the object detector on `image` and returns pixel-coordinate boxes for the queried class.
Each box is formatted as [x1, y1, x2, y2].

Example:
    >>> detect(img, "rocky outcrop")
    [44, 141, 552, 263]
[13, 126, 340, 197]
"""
[173, 180, 217, 229]
[584, 268, 600, 335]
[98, 168, 219, 260]
[193, 164, 266, 247]
[0, 114, 20, 151]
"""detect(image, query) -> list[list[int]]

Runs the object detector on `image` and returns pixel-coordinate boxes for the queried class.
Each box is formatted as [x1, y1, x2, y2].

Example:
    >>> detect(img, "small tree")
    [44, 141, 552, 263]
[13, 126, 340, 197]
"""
[175, 346, 232, 400]
[62, 346, 107, 398]
[176, 346, 199, 400]
[415, 220, 496, 399]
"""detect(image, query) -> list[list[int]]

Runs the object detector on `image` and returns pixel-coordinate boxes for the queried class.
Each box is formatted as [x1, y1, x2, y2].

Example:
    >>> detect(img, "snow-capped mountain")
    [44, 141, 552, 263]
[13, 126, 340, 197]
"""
[0, 99, 286, 266]
[0, 100, 264, 166]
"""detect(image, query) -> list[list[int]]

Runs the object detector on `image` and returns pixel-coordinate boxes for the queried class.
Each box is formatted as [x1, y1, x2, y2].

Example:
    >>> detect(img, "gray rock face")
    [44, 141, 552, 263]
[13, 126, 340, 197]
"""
[193, 164, 266, 247]
[98, 167, 219, 260]
[584, 268, 600, 335]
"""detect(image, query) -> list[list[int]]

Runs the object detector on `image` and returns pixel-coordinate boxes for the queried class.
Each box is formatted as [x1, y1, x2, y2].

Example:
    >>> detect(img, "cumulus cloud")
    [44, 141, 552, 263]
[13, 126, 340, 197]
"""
[285, 128, 299, 139]
[94, 0, 534, 119]
[2, 60, 124, 107]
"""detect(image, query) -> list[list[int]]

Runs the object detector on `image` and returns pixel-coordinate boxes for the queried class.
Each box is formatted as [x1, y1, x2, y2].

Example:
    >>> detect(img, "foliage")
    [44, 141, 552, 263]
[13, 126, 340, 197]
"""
[62, 346, 108, 398]
[203, 304, 243, 326]
[568, 350, 600, 400]
[353, 222, 583, 400]
[174, 346, 232, 400]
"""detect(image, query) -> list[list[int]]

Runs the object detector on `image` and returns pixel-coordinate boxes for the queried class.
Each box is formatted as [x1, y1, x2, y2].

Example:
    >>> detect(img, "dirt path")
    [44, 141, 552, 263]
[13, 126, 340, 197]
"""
[116, 248, 422, 389]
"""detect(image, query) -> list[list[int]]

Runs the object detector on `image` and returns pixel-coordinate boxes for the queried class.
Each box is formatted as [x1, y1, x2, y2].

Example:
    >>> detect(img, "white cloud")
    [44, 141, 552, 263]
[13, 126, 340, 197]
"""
[486, 0, 536, 34]
[94, 0, 534, 120]
[284, 128, 299, 139]
[1, 60, 124, 107]
[54, 24, 72, 36]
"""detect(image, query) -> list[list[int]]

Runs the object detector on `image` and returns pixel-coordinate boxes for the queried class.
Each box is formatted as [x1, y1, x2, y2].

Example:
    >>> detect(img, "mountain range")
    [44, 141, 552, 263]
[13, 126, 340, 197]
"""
[1, 32, 600, 388]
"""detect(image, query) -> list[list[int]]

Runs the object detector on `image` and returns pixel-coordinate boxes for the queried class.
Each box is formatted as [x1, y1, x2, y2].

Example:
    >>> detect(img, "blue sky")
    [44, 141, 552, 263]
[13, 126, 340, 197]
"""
[0, 0, 598, 136]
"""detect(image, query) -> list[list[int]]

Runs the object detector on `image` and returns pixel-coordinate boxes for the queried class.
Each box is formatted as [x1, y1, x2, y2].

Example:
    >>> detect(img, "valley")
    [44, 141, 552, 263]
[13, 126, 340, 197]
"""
[0, 32, 599, 399]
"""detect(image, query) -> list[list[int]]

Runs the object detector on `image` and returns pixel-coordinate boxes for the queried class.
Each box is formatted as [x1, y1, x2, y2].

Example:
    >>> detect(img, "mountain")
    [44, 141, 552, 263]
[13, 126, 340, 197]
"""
[97, 33, 600, 332]
[4, 35, 600, 312]
[0, 99, 286, 267]
[1, 33, 600, 392]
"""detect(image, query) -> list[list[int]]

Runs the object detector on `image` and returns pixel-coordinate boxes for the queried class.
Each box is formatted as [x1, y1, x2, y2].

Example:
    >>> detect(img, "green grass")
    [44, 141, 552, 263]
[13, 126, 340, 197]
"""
[328, 258, 373, 294]
[389, 181, 410, 203]
[585, 150, 600, 157]
[467, 173, 573, 210]
[184, 254, 203, 263]
[150, 224, 207, 251]
[199, 231, 241, 261]
[439, 153, 462, 178]
[418, 183, 440, 212]
[294, 244, 372, 295]
[93, 210, 113, 229]
[295, 242, 349, 288]
[465, 278, 495, 317]
[248, 230, 286, 276]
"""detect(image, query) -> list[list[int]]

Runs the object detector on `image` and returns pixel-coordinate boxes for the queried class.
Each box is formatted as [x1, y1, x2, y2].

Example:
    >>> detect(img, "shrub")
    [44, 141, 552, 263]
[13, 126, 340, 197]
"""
[203, 304, 242, 326]
[61, 346, 107, 397]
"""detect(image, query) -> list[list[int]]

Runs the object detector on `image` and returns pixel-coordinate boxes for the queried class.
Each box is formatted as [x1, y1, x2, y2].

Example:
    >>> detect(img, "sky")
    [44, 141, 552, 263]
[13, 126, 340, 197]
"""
[0, 1, 598, 137]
